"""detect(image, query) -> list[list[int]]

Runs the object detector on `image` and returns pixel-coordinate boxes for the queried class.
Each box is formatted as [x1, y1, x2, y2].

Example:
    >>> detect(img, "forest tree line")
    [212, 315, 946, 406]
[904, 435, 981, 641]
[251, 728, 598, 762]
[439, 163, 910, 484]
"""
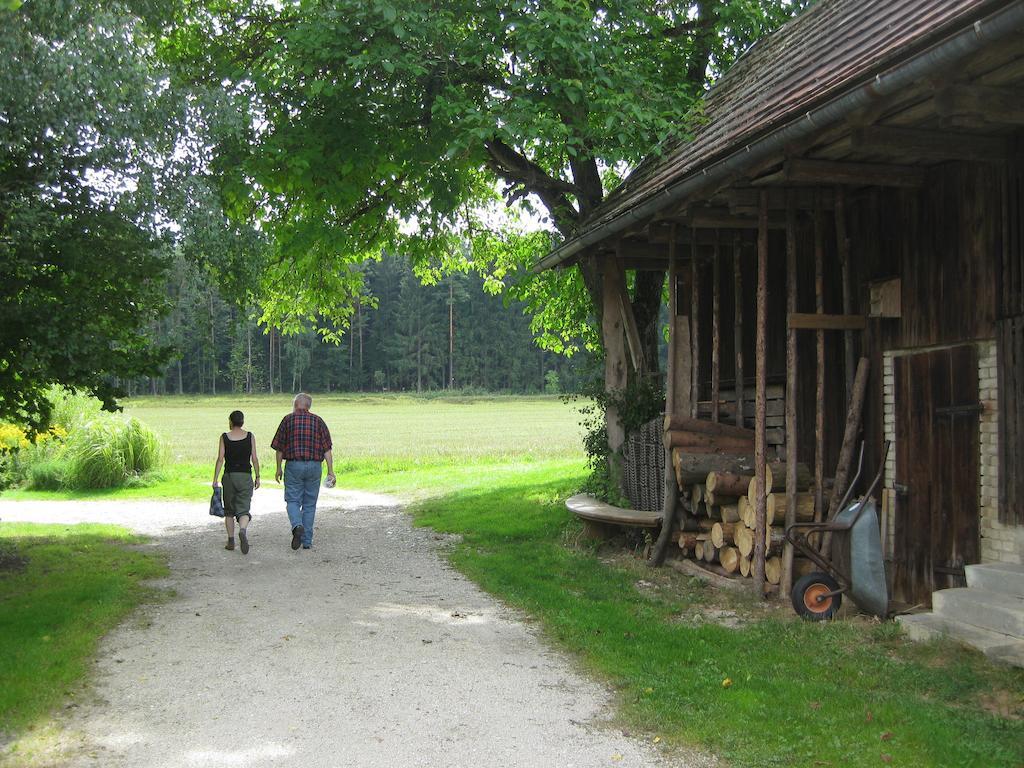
[135, 251, 590, 397]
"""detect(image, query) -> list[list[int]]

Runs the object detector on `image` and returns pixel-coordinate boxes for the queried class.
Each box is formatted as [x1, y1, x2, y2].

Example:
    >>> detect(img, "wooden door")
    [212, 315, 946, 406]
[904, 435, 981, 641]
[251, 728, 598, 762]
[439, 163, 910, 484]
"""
[893, 345, 980, 605]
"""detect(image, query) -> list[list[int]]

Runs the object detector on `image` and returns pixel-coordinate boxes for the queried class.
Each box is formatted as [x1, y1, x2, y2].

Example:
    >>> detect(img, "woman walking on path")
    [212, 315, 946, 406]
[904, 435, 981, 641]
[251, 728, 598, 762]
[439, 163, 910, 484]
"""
[212, 410, 261, 554]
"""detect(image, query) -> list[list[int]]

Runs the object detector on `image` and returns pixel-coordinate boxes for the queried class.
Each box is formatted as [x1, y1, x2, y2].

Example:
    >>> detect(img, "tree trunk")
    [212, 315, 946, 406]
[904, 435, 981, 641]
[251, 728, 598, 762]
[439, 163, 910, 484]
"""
[416, 336, 423, 394]
[449, 280, 455, 389]
[209, 293, 217, 396]
[268, 329, 275, 395]
[246, 322, 253, 394]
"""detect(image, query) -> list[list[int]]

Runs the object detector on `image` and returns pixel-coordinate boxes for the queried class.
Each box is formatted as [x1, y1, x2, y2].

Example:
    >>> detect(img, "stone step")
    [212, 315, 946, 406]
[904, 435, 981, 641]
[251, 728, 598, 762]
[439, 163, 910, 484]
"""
[932, 588, 1024, 638]
[897, 613, 1024, 668]
[965, 562, 1024, 597]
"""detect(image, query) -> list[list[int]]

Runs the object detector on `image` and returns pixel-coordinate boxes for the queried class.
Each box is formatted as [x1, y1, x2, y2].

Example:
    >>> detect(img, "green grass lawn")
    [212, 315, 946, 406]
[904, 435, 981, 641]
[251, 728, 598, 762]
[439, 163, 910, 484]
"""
[127, 392, 584, 466]
[0, 523, 168, 758]
[5, 393, 586, 502]
[408, 462, 1024, 767]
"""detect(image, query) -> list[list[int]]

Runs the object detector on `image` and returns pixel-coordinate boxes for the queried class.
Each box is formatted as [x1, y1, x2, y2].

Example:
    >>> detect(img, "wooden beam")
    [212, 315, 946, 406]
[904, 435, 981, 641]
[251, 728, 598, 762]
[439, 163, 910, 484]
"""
[649, 226, 682, 569]
[711, 232, 721, 423]
[781, 189, 799, 599]
[690, 230, 700, 419]
[723, 187, 835, 213]
[664, 227, 679, 418]
[814, 194, 825, 526]
[753, 191, 769, 597]
[935, 84, 1024, 126]
[670, 208, 787, 230]
[612, 256, 645, 373]
[753, 158, 926, 188]
[835, 186, 855, 408]
[821, 358, 871, 559]
[851, 125, 1010, 162]
[788, 312, 867, 330]
[733, 233, 744, 429]
[646, 226, 749, 246]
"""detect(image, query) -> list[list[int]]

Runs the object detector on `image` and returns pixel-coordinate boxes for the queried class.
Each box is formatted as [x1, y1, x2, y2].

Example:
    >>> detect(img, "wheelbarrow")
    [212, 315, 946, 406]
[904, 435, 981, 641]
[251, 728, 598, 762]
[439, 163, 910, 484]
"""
[785, 441, 890, 621]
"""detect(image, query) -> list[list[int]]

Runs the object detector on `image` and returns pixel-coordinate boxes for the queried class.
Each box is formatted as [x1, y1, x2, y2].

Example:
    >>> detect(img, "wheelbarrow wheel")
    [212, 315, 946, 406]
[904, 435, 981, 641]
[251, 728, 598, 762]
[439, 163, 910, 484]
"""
[792, 572, 842, 621]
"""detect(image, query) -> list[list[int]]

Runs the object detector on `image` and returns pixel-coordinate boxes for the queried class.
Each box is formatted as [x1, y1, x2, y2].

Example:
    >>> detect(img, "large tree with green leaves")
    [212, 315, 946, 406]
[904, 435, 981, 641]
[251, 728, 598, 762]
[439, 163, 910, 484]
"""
[166, 0, 806, 364]
[0, 0, 183, 428]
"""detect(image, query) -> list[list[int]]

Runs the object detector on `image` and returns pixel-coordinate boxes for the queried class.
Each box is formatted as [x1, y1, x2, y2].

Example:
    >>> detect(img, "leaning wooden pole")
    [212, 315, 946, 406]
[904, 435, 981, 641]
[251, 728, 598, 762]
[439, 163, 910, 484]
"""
[690, 230, 701, 418]
[821, 357, 871, 559]
[781, 190, 799, 598]
[753, 191, 769, 596]
[650, 230, 682, 567]
[733, 233, 744, 429]
[813, 192, 826, 525]
[835, 187, 855, 407]
[711, 231, 721, 423]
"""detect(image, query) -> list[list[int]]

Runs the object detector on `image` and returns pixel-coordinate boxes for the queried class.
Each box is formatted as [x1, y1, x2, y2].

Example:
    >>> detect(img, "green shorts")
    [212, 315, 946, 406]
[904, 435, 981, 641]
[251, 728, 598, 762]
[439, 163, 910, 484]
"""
[222, 472, 254, 520]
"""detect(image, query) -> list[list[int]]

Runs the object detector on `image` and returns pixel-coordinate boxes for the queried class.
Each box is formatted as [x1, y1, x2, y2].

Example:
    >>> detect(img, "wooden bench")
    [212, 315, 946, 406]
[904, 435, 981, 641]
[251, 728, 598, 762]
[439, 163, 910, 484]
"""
[565, 493, 662, 539]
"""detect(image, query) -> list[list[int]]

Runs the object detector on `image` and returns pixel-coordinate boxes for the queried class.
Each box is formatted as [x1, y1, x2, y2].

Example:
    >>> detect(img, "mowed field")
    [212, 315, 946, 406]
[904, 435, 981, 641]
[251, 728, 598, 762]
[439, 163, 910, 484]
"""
[124, 393, 586, 469]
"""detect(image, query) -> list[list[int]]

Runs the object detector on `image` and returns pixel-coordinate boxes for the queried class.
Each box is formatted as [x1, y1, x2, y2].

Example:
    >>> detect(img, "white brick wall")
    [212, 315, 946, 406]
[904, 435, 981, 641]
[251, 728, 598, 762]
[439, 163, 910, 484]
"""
[977, 341, 1024, 565]
[883, 341, 1023, 566]
[882, 352, 897, 559]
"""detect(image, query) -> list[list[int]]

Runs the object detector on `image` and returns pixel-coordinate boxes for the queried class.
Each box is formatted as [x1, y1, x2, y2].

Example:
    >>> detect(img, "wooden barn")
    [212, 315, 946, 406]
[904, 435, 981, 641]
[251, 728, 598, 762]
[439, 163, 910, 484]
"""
[540, 0, 1024, 653]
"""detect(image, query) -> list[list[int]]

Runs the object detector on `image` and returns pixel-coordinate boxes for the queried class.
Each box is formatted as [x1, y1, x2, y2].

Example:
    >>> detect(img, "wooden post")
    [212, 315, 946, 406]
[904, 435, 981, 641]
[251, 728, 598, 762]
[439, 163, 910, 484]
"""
[690, 230, 700, 418]
[603, 255, 628, 454]
[814, 192, 826, 525]
[781, 190, 799, 598]
[835, 187, 855, 406]
[664, 226, 679, 416]
[651, 232, 682, 567]
[753, 192, 769, 596]
[733, 233, 744, 429]
[711, 231, 721, 423]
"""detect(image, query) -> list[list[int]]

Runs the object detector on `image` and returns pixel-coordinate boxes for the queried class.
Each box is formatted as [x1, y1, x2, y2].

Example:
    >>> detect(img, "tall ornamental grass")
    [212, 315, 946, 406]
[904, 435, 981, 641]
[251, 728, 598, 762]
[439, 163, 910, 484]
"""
[61, 417, 163, 489]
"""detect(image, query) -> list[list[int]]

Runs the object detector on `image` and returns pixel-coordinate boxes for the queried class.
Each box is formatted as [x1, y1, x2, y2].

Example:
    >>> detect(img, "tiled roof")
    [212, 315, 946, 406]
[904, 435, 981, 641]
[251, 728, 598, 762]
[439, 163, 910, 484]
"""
[545, 0, 1013, 263]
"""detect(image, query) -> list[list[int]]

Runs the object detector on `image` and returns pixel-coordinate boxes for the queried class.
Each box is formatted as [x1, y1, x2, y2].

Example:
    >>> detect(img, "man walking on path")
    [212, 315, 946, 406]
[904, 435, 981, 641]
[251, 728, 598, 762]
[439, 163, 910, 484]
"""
[271, 393, 336, 550]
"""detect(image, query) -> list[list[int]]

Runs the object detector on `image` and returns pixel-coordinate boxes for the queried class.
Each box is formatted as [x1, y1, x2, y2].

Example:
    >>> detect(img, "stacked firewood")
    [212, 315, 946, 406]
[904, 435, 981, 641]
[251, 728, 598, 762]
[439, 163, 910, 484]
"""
[672, 459, 819, 584]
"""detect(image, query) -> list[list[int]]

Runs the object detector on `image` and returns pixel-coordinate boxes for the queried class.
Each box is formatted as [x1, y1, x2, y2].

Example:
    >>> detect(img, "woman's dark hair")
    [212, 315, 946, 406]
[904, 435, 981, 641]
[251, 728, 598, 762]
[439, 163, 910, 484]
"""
[229, 410, 244, 428]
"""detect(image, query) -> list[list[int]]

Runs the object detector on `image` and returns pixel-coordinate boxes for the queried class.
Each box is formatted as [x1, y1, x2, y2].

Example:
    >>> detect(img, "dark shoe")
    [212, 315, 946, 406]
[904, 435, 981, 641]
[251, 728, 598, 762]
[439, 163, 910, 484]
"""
[239, 529, 249, 555]
[225, 538, 235, 551]
[291, 526, 303, 550]
[302, 544, 311, 550]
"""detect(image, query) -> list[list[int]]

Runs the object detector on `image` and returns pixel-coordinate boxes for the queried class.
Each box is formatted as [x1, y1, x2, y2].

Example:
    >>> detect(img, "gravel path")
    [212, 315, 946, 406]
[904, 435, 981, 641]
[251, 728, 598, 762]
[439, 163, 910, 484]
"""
[0, 490, 709, 768]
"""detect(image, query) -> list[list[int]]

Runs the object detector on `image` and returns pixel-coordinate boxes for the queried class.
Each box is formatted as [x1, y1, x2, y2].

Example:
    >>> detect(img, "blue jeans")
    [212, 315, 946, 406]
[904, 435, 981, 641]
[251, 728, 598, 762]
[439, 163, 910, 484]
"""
[284, 460, 322, 546]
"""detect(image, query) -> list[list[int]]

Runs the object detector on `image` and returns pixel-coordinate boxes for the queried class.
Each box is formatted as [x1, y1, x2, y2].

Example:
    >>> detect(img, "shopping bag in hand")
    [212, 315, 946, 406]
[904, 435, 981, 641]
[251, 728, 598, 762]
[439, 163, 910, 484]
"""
[209, 486, 225, 518]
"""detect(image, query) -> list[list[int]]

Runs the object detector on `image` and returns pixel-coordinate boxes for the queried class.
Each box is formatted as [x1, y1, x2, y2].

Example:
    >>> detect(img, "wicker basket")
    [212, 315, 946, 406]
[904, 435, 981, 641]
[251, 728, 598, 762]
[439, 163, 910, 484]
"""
[621, 417, 665, 512]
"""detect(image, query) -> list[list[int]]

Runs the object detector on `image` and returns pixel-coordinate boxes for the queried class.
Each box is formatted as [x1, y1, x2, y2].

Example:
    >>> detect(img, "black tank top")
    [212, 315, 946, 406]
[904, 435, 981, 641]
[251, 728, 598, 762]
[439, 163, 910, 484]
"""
[223, 433, 252, 474]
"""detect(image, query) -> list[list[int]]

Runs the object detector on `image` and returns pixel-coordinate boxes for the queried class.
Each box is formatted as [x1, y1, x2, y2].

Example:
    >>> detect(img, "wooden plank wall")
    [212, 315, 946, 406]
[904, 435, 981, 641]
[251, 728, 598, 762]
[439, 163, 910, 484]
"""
[846, 162, 1003, 499]
[686, 162, 1007, 529]
[998, 157, 1024, 525]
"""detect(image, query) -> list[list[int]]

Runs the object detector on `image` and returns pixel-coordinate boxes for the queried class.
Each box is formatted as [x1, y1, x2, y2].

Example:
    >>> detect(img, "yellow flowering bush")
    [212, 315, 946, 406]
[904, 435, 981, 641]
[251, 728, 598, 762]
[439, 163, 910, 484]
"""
[0, 423, 30, 452]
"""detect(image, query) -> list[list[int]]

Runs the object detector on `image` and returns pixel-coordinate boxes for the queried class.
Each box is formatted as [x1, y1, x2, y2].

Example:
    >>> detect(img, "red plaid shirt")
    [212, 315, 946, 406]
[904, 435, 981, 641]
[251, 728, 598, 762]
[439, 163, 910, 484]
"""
[271, 411, 332, 461]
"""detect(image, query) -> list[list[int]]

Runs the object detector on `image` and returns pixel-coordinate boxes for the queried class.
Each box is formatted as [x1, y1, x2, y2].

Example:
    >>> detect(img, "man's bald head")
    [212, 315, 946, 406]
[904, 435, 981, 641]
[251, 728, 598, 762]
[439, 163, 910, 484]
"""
[293, 393, 313, 412]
